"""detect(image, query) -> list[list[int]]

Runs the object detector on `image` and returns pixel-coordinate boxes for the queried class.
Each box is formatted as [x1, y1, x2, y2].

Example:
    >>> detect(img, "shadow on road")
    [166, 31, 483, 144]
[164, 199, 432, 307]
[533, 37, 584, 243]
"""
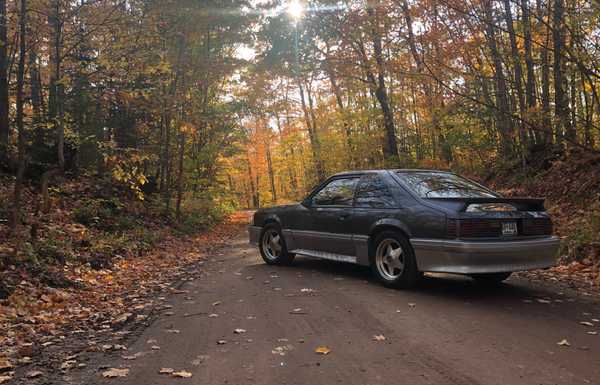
[241, 255, 589, 308]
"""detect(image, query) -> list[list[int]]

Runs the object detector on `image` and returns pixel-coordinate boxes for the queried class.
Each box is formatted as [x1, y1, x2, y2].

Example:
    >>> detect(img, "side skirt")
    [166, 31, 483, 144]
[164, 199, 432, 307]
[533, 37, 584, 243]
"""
[290, 249, 357, 264]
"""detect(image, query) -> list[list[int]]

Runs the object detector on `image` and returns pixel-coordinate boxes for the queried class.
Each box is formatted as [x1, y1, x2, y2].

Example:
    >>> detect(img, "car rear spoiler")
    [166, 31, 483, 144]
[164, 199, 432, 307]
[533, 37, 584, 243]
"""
[425, 197, 547, 212]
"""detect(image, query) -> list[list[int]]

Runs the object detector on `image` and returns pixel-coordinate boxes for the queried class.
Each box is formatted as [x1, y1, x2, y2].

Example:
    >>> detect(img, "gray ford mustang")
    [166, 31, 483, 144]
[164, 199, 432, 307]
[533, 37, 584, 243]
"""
[248, 170, 559, 288]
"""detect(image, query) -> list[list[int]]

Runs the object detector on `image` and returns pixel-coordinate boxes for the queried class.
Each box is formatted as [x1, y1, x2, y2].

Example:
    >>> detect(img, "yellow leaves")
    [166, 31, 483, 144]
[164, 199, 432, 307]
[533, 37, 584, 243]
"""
[100, 144, 151, 201]
[314, 346, 331, 355]
[180, 122, 197, 135]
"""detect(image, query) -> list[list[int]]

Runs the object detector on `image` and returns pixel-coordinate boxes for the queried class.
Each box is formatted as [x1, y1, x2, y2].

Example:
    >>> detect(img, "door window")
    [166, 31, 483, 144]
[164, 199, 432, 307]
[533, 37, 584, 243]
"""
[355, 174, 396, 208]
[312, 178, 358, 206]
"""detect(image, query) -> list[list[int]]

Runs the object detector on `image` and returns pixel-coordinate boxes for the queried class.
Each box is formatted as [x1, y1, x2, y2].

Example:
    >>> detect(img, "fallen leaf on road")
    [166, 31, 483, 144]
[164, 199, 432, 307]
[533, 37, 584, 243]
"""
[26, 370, 43, 378]
[557, 339, 570, 346]
[0, 360, 13, 372]
[592, 319, 599, 322]
[217, 340, 227, 345]
[172, 371, 193, 378]
[300, 288, 315, 293]
[102, 368, 129, 378]
[408, 303, 416, 307]
[290, 308, 307, 315]
[60, 360, 77, 370]
[587, 331, 598, 335]
[212, 301, 222, 306]
[315, 346, 331, 355]
[208, 313, 219, 318]
[146, 339, 157, 344]
[536, 299, 552, 304]
[580, 322, 594, 327]
[167, 329, 181, 334]
[151, 345, 160, 350]
[272, 345, 294, 356]
[373, 335, 386, 341]
[159, 368, 174, 374]
[234, 328, 246, 334]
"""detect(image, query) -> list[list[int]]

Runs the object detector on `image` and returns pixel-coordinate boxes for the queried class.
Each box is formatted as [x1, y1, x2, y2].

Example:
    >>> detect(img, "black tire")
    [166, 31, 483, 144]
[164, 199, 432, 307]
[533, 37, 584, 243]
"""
[370, 231, 421, 289]
[258, 224, 295, 265]
[470, 272, 512, 285]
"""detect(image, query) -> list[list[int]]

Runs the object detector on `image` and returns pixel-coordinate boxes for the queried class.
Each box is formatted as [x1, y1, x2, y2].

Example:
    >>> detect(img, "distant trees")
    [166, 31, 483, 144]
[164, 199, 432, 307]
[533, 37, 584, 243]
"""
[0, 0, 255, 231]
[231, 0, 600, 207]
[1, 0, 598, 213]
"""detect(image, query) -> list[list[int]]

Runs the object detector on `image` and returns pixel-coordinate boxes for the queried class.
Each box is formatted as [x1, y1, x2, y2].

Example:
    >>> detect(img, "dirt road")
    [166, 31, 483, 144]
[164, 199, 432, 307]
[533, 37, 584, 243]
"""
[73, 229, 600, 385]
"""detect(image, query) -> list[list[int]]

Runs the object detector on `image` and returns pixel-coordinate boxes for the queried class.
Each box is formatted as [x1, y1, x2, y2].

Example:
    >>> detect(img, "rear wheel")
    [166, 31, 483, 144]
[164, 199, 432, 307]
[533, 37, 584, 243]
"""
[259, 224, 294, 265]
[470, 272, 512, 285]
[370, 231, 421, 289]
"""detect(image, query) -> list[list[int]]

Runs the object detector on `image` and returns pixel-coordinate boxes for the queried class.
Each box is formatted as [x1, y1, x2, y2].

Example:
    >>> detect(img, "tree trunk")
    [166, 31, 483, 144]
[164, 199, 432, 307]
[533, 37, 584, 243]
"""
[483, 0, 514, 158]
[552, 0, 574, 145]
[10, 0, 27, 232]
[49, 0, 65, 170]
[0, 0, 8, 161]
[265, 138, 277, 203]
[175, 128, 185, 221]
[297, 79, 325, 181]
[521, 0, 537, 121]
[502, 0, 527, 163]
[367, 1, 399, 163]
[537, 0, 552, 144]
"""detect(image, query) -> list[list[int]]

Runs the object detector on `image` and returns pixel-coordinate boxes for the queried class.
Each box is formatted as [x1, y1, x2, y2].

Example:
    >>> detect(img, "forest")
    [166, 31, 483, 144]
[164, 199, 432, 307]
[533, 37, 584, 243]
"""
[0, 0, 597, 264]
[0, 0, 599, 381]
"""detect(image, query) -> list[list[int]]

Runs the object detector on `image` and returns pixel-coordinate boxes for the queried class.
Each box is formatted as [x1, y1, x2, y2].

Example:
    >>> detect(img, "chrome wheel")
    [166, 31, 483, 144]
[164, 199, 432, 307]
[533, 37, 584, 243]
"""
[261, 229, 282, 261]
[375, 238, 404, 280]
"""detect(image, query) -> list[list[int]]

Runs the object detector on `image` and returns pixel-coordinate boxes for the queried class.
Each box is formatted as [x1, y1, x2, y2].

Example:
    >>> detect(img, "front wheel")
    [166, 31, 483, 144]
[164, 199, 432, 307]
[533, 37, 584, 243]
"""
[470, 272, 512, 285]
[259, 224, 295, 265]
[370, 231, 421, 289]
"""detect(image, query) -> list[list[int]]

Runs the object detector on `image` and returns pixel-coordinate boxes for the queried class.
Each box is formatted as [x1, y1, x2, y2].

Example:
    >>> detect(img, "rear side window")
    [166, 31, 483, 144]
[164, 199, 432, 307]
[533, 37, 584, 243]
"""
[312, 178, 358, 206]
[397, 171, 498, 198]
[355, 174, 396, 208]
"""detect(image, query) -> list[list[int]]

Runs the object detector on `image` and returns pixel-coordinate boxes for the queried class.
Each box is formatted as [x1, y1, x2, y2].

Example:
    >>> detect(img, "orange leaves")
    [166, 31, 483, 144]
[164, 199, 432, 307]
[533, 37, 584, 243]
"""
[0, 212, 250, 368]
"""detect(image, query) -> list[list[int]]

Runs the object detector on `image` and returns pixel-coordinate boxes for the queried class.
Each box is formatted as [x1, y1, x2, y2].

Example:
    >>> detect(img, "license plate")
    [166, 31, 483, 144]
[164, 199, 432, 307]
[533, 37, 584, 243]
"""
[502, 222, 518, 236]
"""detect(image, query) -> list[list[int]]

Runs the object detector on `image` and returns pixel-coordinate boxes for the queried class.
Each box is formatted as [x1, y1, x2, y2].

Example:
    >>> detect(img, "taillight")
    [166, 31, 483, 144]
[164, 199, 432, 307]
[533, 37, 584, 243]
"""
[446, 219, 458, 239]
[522, 218, 553, 235]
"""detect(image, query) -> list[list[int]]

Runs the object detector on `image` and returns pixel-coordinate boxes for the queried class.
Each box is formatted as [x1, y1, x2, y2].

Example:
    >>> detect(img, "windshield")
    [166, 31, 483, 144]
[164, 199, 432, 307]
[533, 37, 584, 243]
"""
[397, 171, 499, 198]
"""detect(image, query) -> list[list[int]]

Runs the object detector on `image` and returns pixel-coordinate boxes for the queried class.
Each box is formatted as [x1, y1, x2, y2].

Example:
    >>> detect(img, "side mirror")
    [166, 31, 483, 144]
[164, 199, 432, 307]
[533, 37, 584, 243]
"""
[301, 198, 312, 207]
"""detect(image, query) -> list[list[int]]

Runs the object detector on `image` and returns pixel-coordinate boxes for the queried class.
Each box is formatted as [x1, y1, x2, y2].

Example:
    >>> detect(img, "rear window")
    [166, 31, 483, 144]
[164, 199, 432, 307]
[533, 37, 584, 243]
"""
[397, 171, 498, 198]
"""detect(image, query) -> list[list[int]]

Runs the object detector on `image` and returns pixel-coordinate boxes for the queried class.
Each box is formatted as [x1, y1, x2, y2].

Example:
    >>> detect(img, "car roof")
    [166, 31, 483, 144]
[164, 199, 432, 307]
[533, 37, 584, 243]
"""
[331, 169, 452, 177]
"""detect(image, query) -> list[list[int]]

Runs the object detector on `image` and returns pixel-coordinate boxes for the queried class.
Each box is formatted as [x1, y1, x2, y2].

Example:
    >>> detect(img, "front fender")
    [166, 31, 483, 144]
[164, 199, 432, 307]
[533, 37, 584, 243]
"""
[254, 210, 282, 227]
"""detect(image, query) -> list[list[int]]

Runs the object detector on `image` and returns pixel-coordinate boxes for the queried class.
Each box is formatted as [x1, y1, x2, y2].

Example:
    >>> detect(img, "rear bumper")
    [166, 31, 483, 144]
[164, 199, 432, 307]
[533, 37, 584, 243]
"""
[248, 225, 262, 245]
[411, 236, 560, 274]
